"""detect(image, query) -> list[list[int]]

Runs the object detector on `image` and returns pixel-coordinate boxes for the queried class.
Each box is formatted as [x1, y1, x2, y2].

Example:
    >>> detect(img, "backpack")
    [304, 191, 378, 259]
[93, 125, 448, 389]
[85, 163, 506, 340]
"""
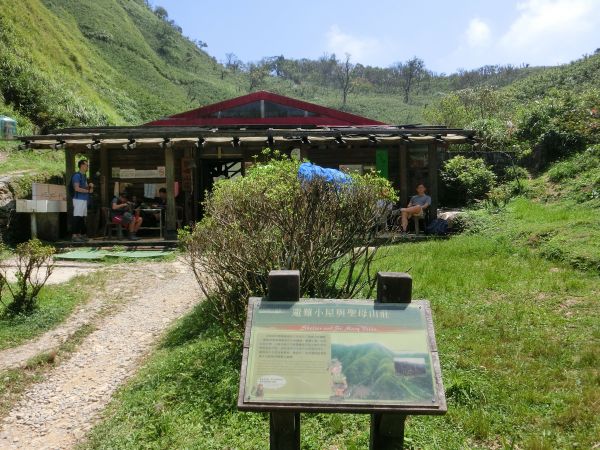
[426, 218, 449, 236]
[69, 173, 86, 199]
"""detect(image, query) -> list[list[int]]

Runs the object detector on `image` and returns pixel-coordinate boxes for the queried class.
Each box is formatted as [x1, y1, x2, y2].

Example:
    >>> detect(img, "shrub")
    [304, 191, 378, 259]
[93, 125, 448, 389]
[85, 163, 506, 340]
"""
[546, 145, 600, 183]
[516, 89, 600, 168]
[440, 156, 497, 206]
[181, 154, 396, 332]
[0, 239, 55, 316]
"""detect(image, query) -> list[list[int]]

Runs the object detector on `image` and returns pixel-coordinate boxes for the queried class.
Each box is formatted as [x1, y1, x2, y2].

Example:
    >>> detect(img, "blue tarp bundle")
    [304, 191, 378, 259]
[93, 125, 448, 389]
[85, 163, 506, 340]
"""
[297, 162, 352, 185]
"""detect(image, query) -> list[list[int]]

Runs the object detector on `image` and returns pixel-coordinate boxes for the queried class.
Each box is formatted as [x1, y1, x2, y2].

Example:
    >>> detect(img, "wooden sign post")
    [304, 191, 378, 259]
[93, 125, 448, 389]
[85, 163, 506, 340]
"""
[239, 270, 446, 450]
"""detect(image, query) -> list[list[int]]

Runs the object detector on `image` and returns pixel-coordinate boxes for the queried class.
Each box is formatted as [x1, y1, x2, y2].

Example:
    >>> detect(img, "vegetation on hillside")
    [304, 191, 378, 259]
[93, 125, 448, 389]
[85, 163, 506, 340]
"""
[3, 0, 598, 132]
[0, 0, 242, 131]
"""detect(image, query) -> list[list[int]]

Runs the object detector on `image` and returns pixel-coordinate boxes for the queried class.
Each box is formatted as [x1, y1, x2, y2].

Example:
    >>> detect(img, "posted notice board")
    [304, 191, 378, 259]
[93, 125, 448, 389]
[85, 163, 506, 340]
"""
[239, 298, 445, 414]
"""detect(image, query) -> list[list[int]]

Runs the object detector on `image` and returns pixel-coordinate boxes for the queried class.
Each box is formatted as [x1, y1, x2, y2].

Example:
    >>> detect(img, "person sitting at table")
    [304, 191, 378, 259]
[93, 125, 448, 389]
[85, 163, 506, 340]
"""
[111, 192, 143, 241]
[150, 187, 167, 224]
[153, 187, 167, 208]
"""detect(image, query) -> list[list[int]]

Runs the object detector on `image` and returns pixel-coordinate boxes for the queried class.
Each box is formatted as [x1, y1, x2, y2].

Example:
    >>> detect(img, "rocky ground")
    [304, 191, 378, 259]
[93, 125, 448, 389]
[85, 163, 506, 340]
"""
[0, 259, 200, 449]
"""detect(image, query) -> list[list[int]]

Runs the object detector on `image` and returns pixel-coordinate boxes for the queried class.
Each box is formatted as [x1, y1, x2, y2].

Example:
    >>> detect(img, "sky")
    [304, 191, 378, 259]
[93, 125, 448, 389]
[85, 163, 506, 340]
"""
[148, 0, 600, 74]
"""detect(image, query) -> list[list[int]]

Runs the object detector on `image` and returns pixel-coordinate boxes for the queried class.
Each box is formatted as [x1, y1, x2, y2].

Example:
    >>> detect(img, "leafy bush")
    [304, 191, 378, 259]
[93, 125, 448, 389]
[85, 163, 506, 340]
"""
[181, 154, 396, 332]
[440, 156, 497, 206]
[516, 89, 600, 167]
[0, 239, 55, 316]
[547, 145, 600, 183]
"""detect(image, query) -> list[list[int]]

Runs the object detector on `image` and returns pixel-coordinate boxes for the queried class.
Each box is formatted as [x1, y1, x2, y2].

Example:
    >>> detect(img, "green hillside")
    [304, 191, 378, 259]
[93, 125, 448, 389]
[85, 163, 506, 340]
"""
[1, 0, 599, 133]
[0, 0, 242, 130]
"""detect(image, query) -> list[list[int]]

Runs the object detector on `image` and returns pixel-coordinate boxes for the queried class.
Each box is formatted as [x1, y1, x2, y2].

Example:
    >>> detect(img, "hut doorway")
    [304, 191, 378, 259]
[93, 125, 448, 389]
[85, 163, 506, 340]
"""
[198, 159, 243, 217]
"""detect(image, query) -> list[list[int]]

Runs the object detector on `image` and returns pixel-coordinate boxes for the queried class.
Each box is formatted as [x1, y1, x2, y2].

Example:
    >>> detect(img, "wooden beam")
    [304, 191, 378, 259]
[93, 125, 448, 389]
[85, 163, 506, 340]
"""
[266, 270, 301, 450]
[20, 127, 477, 142]
[371, 272, 412, 449]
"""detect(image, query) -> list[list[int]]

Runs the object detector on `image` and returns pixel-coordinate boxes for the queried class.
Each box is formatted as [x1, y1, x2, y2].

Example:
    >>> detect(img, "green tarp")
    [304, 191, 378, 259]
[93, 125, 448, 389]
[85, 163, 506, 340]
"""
[56, 249, 173, 260]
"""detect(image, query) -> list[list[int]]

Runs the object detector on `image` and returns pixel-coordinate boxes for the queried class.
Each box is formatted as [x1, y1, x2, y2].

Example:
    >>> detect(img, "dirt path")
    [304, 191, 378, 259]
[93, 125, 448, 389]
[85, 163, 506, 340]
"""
[0, 259, 200, 449]
[2, 259, 103, 287]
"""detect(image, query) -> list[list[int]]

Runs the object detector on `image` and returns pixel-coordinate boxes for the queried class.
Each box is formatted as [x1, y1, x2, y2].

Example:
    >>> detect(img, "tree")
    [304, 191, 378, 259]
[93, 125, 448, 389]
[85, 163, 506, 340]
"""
[392, 57, 426, 103]
[153, 5, 169, 20]
[335, 53, 356, 108]
[225, 53, 242, 73]
[247, 63, 269, 92]
[0, 239, 55, 316]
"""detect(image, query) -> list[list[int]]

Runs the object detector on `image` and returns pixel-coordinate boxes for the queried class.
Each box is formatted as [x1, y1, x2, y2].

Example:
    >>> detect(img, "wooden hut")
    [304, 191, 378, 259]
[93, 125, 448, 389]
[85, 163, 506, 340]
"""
[19, 91, 475, 240]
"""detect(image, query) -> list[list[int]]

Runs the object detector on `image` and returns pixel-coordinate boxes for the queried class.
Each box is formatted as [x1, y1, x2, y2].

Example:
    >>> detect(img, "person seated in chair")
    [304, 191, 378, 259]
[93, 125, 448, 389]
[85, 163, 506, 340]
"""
[149, 187, 168, 225]
[111, 192, 143, 240]
[152, 187, 167, 208]
[400, 183, 431, 233]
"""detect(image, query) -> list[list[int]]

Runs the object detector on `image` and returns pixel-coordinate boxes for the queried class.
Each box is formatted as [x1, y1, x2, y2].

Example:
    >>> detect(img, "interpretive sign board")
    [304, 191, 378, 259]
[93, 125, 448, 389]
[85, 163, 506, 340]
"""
[238, 298, 446, 414]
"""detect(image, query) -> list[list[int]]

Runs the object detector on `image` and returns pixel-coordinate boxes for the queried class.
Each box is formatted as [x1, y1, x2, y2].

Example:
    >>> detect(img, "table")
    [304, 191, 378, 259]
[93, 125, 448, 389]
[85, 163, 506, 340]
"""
[138, 208, 163, 238]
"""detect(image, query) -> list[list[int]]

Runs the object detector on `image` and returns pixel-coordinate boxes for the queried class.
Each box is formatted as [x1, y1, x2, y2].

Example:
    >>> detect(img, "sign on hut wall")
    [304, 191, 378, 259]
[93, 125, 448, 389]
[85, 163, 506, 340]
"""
[110, 166, 166, 179]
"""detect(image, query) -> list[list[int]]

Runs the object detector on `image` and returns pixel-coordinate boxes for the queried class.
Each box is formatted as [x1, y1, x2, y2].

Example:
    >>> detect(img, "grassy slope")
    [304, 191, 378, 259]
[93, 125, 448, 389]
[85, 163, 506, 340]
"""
[0, 0, 242, 129]
[505, 54, 600, 102]
[475, 146, 600, 273]
[83, 230, 599, 449]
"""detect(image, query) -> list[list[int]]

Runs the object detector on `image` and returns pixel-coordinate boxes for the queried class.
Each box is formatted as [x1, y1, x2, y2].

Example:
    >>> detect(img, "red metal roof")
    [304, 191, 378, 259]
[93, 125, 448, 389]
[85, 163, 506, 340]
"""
[145, 91, 386, 127]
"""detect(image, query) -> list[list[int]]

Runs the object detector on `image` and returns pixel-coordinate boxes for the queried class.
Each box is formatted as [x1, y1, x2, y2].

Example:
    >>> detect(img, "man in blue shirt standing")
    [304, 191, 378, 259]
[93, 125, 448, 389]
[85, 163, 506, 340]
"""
[71, 159, 94, 242]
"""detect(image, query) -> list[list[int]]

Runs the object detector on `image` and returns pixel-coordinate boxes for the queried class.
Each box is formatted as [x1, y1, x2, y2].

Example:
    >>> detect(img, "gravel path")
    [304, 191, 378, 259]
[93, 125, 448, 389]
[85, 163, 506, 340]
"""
[0, 259, 200, 449]
[2, 259, 103, 287]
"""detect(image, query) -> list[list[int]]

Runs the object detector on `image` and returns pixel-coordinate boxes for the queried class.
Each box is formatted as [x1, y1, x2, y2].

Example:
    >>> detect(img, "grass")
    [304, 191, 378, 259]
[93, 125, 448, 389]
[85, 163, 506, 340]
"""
[82, 226, 600, 449]
[0, 145, 64, 176]
[0, 269, 106, 350]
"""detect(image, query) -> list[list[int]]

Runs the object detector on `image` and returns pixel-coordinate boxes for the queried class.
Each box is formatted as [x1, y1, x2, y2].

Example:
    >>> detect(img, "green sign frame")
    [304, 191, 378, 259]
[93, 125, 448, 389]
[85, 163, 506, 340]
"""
[238, 298, 446, 415]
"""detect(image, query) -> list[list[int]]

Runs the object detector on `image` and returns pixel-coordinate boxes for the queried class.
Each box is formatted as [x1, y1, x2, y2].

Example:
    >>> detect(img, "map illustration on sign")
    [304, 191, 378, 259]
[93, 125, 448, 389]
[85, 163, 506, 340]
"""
[244, 300, 437, 406]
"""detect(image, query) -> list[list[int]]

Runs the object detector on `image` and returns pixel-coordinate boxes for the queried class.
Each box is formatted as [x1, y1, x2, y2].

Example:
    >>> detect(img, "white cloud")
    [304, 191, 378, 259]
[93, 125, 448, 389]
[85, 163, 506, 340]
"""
[498, 0, 600, 64]
[466, 18, 491, 48]
[438, 0, 600, 73]
[325, 25, 383, 64]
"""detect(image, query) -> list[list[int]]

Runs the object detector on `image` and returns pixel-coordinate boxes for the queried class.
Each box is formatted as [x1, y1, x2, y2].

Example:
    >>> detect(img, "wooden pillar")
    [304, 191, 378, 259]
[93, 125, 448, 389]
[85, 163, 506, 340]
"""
[266, 270, 301, 450]
[427, 144, 439, 220]
[192, 146, 200, 221]
[164, 142, 177, 240]
[65, 147, 75, 233]
[184, 147, 193, 227]
[399, 143, 408, 207]
[100, 146, 109, 208]
[371, 272, 412, 450]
